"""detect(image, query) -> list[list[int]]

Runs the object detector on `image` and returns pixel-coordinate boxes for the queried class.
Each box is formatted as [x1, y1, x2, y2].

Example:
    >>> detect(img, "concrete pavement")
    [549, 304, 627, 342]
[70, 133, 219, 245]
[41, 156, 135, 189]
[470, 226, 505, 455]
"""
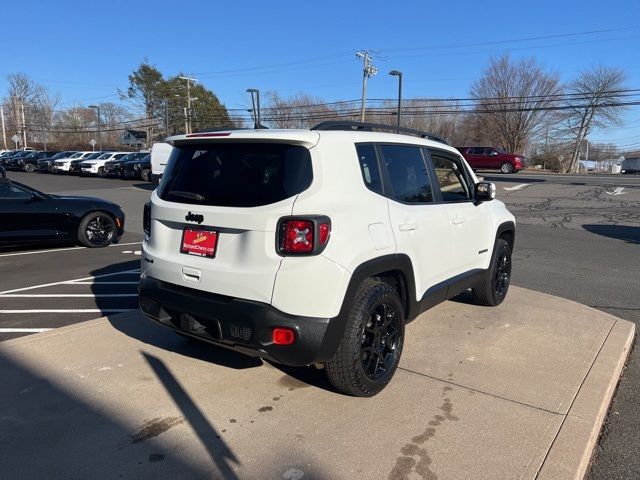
[0, 286, 633, 479]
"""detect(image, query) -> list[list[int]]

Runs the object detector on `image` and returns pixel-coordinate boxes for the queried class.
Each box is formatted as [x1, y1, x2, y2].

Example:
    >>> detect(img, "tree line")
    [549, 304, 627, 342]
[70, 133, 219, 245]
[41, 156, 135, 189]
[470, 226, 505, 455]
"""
[1, 56, 634, 172]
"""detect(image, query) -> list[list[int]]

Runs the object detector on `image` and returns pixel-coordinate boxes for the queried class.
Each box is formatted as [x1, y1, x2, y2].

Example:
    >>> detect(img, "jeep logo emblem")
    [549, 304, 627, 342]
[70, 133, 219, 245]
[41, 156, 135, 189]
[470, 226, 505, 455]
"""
[185, 212, 204, 224]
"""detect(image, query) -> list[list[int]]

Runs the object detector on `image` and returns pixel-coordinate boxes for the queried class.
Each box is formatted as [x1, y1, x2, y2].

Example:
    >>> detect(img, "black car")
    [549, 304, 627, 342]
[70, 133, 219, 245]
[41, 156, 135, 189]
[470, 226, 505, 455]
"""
[0, 177, 125, 248]
[103, 152, 147, 178]
[0, 150, 19, 166]
[69, 151, 103, 173]
[36, 151, 77, 173]
[123, 153, 152, 181]
[3, 150, 34, 169]
[12, 151, 60, 173]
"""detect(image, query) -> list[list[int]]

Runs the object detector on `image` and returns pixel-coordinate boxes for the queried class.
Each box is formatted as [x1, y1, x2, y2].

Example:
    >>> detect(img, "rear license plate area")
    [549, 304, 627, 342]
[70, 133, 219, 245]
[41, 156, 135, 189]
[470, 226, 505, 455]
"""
[180, 228, 218, 258]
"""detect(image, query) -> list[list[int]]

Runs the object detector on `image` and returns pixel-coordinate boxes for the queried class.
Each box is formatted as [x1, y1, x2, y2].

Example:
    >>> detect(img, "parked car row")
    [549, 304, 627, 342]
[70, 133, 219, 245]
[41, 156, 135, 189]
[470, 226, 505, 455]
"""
[0, 149, 152, 181]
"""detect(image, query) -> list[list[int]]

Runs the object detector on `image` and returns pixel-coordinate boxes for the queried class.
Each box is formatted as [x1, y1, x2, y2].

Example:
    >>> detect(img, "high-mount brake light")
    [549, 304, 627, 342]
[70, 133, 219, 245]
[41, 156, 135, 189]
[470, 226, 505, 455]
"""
[185, 132, 232, 138]
[277, 216, 331, 256]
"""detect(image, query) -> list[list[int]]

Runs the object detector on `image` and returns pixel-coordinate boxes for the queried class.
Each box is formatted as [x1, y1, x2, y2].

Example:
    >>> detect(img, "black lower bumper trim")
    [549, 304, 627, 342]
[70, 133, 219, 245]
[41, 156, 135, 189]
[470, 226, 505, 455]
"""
[139, 276, 340, 366]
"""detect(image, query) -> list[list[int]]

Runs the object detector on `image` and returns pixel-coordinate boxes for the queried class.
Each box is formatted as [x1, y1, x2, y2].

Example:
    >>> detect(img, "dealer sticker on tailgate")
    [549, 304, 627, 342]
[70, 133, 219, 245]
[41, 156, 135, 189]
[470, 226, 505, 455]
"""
[181, 228, 218, 258]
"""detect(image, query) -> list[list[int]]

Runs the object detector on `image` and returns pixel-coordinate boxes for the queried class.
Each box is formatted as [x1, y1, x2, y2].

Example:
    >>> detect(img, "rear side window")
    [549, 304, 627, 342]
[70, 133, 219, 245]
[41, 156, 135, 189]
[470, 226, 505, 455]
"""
[380, 144, 433, 204]
[356, 144, 383, 195]
[159, 143, 313, 207]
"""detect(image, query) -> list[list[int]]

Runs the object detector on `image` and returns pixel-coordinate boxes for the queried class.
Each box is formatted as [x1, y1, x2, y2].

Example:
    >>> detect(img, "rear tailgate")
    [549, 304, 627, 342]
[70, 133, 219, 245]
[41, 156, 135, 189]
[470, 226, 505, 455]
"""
[142, 135, 318, 304]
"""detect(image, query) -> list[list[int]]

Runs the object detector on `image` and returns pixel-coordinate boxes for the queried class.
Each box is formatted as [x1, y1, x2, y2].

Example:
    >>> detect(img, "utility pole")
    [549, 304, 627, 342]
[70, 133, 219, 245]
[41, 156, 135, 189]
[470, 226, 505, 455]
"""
[179, 76, 198, 134]
[20, 102, 27, 148]
[164, 99, 169, 135]
[0, 106, 7, 150]
[356, 50, 378, 122]
[184, 107, 189, 134]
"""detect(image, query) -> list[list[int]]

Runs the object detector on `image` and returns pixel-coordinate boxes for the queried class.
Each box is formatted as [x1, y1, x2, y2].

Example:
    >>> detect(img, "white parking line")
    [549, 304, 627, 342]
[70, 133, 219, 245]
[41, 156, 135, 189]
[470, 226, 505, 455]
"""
[0, 242, 141, 258]
[0, 269, 140, 295]
[65, 281, 139, 285]
[503, 184, 529, 191]
[0, 294, 139, 298]
[0, 328, 53, 333]
[0, 309, 136, 314]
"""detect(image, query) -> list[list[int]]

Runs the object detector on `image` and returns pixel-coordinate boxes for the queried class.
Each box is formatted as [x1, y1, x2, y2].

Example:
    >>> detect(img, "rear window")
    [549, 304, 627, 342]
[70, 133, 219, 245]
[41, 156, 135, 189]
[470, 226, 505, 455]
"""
[159, 143, 313, 207]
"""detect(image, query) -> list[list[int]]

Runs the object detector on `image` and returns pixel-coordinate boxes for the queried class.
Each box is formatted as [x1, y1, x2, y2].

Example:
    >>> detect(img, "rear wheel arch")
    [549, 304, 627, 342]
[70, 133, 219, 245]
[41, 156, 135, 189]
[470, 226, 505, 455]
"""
[318, 255, 417, 362]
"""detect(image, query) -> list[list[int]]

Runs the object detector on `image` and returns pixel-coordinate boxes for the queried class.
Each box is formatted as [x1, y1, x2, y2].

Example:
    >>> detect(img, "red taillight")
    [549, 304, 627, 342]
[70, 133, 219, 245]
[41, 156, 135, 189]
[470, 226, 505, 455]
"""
[282, 220, 314, 253]
[273, 328, 295, 345]
[277, 216, 331, 256]
[319, 222, 330, 245]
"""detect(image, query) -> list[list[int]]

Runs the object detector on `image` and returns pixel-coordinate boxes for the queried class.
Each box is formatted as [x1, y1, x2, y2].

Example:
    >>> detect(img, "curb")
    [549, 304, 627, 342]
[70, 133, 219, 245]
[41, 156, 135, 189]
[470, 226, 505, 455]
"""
[536, 320, 635, 480]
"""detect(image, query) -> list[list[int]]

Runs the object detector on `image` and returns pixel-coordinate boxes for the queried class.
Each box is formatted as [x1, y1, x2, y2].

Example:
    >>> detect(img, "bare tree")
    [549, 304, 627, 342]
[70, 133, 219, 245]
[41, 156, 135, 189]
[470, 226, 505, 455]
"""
[53, 107, 95, 149]
[563, 66, 628, 172]
[5, 73, 46, 146]
[32, 90, 60, 149]
[98, 102, 131, 148]
[265, 92, 337, 128]
[471, 54, 562, 154]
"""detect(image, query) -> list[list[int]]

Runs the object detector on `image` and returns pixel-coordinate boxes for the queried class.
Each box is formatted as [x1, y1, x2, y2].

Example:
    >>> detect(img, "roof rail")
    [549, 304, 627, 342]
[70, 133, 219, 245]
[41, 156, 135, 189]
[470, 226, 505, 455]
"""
[311, 121, 449, 145]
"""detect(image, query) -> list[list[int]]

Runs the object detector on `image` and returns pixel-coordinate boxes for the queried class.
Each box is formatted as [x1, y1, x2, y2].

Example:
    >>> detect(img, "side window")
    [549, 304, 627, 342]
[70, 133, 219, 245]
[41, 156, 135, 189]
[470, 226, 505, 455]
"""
[0, 182, 32, 199]
[356, 144, 383, 195]
[470, 147, 482, 155]
[380, 144, 433, 203]
[429, 150, 473, 202]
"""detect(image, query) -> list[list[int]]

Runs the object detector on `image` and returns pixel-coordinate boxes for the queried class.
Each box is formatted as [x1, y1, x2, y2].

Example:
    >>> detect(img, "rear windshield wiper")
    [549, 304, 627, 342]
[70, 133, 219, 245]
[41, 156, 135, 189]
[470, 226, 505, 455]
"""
[167, 190, 206, 201]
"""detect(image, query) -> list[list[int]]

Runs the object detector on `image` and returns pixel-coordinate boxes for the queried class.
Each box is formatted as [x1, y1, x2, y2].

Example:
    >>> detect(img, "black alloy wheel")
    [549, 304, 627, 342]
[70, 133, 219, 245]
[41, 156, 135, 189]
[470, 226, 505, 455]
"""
[361, 303, 402, 380]
[78, 212, 116, 247]
[24, 163, 35, 173]
[493, 245, 511, 299]
[325, 279, 405, 396]
[471, 238, 512, 306]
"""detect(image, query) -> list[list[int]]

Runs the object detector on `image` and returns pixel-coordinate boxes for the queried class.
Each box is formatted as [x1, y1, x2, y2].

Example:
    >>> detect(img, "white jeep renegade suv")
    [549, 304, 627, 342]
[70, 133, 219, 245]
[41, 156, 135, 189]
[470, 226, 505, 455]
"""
[139, 121, 515, 396]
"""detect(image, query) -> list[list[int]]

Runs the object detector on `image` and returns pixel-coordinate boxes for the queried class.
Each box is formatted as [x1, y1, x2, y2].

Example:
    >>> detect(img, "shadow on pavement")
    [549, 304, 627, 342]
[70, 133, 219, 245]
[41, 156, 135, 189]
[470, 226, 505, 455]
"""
[481, 175, 546, 184]
[132, 183, 156, 191]
[142, 352, 240, 479]
[582, 224, 640, 245]
[108, 312, 263, 370]
[0, 350, 207, 478]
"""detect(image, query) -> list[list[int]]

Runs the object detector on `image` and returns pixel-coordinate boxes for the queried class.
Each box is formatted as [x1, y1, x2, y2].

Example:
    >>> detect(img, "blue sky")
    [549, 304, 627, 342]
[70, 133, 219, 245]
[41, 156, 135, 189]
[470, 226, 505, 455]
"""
[2, 0, 640, 148]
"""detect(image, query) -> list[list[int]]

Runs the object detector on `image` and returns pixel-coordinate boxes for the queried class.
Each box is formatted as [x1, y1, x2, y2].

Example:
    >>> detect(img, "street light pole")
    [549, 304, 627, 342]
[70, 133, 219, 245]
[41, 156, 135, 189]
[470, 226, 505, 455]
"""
[389, 70, 403, 133]
[88, 105, 101, 151]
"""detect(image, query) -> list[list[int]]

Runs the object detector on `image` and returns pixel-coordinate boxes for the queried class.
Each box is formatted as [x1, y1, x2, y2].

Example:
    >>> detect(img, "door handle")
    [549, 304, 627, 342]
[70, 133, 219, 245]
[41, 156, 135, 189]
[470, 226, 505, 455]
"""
[398, 223, 418, 231]
[451, 217, 466, 225]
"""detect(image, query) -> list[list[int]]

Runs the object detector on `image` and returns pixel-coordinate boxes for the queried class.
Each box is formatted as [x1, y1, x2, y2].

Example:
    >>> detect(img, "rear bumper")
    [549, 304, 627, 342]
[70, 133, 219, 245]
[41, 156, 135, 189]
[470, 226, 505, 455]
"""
[139, 275, 340, 366]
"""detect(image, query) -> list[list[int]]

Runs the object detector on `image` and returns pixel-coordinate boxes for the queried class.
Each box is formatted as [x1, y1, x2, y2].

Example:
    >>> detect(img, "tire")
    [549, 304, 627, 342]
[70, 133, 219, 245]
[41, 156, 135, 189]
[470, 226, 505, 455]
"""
[97, 167, 105, 178]
[500, 162, 514, 174]
[77, 212, 117, 248]
[24, 163, 35, 173]
[472, 238, 512, 306]
[324, 279, 405, 397]
[141, 169, 151, 182]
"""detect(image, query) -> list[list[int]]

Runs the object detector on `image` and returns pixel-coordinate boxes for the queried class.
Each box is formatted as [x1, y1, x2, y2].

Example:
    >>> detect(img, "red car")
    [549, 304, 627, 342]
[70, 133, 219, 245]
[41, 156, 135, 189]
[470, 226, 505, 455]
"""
[456, 146, 523, 174]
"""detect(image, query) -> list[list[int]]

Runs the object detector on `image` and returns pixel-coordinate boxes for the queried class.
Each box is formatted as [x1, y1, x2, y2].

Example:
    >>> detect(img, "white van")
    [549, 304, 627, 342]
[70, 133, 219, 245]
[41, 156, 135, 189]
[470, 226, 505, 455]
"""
[151, 142, 173, 184]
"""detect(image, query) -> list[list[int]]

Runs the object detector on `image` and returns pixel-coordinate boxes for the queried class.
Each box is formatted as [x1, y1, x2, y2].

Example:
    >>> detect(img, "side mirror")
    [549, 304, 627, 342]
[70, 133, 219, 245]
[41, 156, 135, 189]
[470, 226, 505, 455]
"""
[475, 181, 496, 203]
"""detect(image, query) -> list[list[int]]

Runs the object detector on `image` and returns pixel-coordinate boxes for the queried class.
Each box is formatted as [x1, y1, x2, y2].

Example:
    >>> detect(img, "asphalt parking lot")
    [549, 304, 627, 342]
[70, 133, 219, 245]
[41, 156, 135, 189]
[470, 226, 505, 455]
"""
[1, 169, 639, 478]
[0, 172, 148, 341]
